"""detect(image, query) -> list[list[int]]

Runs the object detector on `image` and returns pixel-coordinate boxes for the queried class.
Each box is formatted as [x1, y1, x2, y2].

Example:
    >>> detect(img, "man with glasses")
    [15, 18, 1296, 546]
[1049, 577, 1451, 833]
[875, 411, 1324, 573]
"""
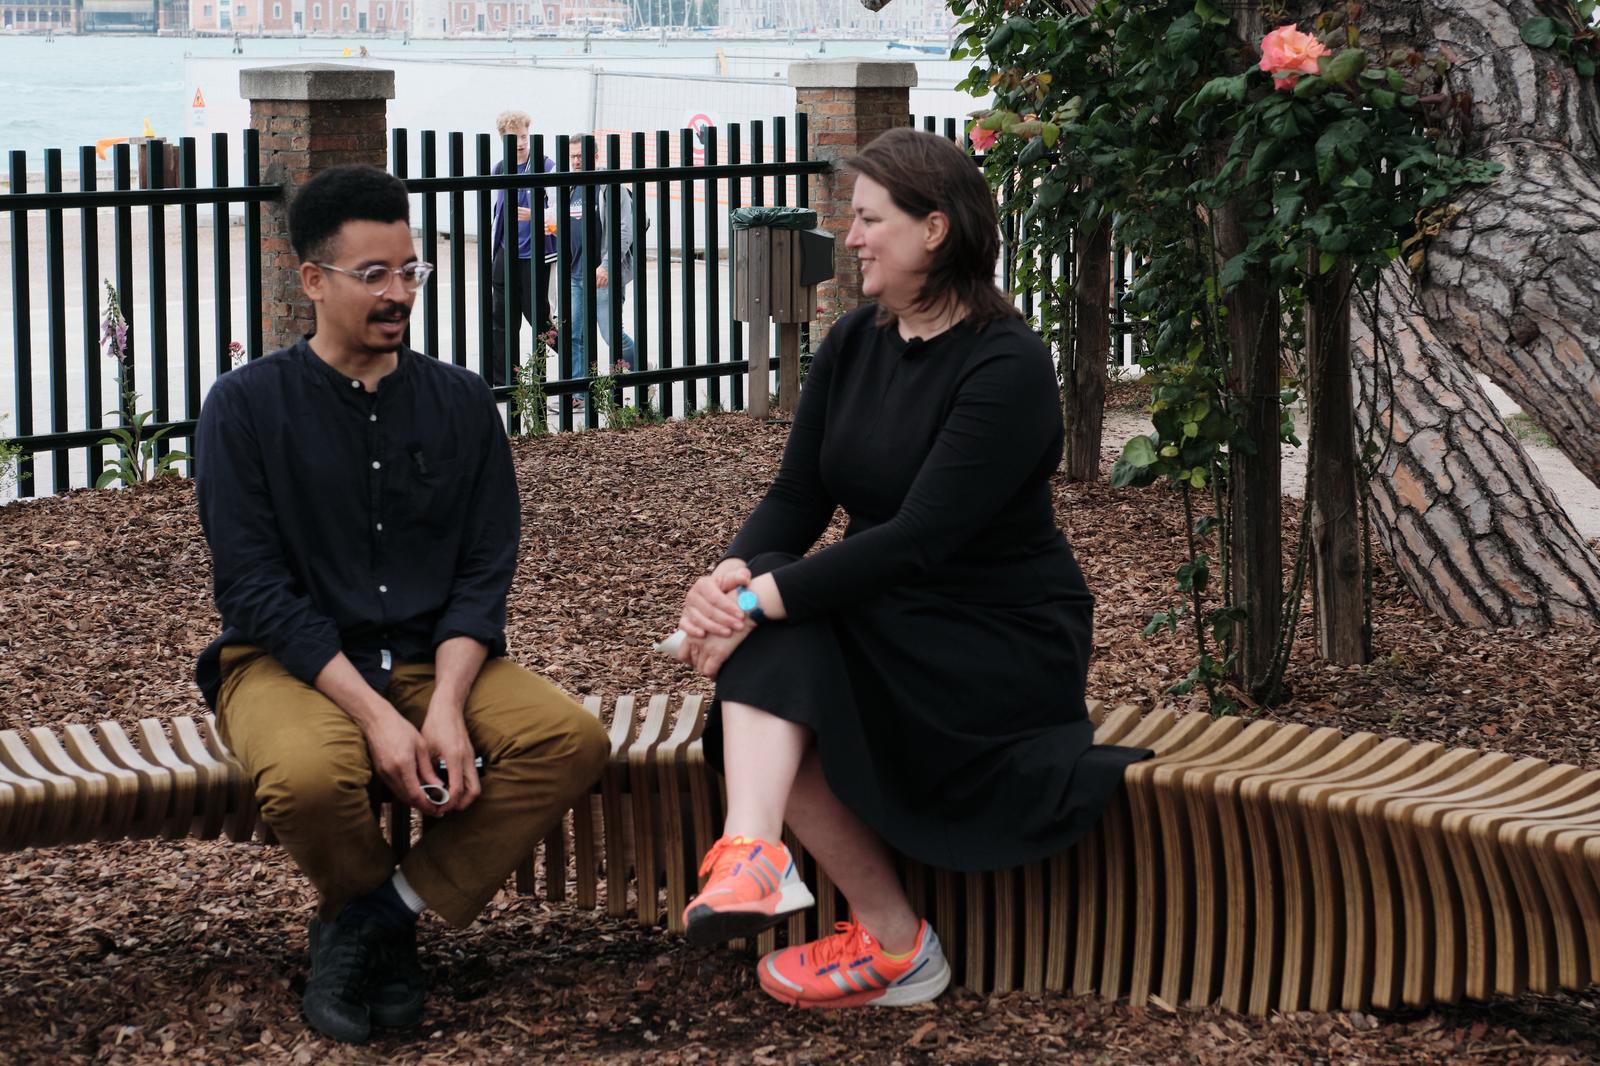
[193, 165, 608, 1045]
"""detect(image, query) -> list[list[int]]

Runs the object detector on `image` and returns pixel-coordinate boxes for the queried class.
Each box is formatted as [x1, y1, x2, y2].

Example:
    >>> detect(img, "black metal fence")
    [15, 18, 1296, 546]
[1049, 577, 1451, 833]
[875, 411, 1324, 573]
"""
[0, 116, 826, 498]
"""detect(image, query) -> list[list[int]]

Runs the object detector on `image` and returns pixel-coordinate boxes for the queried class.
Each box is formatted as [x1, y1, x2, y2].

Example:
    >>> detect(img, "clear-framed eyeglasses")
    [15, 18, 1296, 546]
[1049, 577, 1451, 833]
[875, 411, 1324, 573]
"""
[314, 261, 435, 296]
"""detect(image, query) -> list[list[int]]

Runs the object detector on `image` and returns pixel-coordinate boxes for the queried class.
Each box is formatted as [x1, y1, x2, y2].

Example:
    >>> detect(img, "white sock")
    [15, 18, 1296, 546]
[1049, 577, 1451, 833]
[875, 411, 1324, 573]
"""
[391, 869, 428, 915]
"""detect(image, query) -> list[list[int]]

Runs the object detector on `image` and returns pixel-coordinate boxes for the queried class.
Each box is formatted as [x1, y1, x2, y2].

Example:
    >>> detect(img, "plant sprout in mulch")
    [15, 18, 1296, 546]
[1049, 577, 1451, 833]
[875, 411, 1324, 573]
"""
[2, 414, 1598, 1064]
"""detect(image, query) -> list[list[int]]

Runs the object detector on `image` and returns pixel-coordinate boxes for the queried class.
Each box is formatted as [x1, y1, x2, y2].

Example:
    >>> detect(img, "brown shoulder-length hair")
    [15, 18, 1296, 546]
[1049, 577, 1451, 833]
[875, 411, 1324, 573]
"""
[844, 127, 1019, 327]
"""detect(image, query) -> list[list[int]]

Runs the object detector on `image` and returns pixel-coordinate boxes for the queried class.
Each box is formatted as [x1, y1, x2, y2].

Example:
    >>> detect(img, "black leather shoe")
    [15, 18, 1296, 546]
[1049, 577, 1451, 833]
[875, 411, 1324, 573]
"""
[304, 916, 381, 1044]
[368, 922, 426, 1029]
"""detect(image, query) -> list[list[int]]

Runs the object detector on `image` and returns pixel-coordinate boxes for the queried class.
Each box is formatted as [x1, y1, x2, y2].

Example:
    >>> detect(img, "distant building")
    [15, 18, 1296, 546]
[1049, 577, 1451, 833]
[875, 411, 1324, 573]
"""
[81, 0, 160, 30]
[720, 0, 954, 35]
[1, 0, 80, 31]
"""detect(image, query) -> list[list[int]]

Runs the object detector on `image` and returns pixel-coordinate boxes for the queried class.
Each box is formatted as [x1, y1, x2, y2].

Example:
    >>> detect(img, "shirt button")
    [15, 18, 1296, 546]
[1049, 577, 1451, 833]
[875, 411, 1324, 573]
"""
[351, 380, 360, 389]
[371, 460, 381, 470]
[379, 584, 388, 593]
[370, 413, 378, 422]
[376, 522, 384, 531]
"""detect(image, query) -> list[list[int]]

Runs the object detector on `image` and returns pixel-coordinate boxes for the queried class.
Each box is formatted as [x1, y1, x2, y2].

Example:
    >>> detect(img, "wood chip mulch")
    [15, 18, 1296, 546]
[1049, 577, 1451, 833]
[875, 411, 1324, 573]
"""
[2, 413, 1598, 1065]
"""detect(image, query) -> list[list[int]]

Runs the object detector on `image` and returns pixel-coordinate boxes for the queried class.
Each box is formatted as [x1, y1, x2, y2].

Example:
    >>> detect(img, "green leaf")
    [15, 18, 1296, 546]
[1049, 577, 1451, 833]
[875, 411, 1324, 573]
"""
[1368, 88, 1398, 109]
[1320, 47, 1368, 85]
[1120, 434, 1159, 469]
[1314, 117, 1367, 183]
[1520, 16, 1560, 49]
[1319, 251, 1339, 274]
[1040, 122, 1061, 149]
[1578, 55, 1597, 77]
[1017, 136, 1048, 166]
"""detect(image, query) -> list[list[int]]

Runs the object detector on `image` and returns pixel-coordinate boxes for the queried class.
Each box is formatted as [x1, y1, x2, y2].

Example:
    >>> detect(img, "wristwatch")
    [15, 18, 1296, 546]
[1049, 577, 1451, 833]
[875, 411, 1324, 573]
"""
[734, 585, 768, 625]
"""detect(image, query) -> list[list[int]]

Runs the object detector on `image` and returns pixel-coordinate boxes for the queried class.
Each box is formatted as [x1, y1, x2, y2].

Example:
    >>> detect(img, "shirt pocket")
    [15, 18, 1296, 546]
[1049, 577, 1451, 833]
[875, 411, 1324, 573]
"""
[394, 453, 466, 531]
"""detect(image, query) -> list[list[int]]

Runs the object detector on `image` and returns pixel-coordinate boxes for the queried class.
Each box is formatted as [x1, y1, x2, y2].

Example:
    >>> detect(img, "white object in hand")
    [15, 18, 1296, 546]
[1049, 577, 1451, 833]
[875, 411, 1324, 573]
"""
[653, 629, 687, 656]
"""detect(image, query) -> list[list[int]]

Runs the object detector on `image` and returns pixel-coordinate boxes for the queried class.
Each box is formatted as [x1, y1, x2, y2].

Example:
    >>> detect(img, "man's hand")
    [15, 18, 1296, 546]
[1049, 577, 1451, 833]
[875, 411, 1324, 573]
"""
[364, 710, 441, 813]
[516, 206, 532, 221]
[596, 265, 609, 289]
[679, 557, 751, 639]
[420, 704, 480, 816]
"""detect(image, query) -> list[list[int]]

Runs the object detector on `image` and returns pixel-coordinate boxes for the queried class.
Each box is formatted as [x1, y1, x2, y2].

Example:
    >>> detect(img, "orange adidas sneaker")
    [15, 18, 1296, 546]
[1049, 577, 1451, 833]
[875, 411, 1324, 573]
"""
[758, 919, 951, 1008]
[683, 835, 816, 947]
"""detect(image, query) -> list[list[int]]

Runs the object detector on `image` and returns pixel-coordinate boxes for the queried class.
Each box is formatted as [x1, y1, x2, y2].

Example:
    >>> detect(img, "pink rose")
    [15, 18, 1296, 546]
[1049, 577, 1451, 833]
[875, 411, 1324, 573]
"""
[1259, 24, 1331, 90]
[969, 124, 999, 153]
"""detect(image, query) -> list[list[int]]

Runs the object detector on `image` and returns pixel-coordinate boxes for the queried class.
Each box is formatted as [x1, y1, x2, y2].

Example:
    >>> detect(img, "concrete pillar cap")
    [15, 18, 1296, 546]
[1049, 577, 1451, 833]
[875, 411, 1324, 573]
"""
[788, 59, 918, 90]
[240, 64, 396, 102]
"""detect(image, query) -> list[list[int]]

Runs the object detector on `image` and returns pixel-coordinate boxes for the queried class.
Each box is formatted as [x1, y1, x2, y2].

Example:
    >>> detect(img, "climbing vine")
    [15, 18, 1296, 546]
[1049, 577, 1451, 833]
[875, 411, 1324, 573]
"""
[952, 0, 1500, 711]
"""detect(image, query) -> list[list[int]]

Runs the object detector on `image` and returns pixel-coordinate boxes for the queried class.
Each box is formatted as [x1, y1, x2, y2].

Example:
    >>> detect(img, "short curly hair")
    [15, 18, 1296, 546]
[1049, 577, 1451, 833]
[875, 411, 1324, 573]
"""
[495, 109, 532, 135]
[287, 165, 410, 262]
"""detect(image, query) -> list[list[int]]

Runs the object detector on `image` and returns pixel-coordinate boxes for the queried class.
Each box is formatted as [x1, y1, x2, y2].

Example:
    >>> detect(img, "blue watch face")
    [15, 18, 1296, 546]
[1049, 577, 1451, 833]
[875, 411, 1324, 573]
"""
[737, 588, 759, 612]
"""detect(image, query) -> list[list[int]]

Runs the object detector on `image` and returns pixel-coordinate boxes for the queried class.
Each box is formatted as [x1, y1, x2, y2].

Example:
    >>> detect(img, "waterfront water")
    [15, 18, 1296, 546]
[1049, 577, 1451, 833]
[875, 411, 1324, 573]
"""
[0, 34, 907, 166]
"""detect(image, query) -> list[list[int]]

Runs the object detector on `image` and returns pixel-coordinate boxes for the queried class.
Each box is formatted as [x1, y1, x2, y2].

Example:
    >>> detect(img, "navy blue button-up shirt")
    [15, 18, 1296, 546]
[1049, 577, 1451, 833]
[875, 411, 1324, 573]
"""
[194, 339, 520, 708]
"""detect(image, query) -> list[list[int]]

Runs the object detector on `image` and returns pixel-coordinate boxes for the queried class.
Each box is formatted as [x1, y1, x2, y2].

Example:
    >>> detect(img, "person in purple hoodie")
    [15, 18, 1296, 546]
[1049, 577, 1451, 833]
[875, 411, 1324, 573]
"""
[488, 109, 556, 388]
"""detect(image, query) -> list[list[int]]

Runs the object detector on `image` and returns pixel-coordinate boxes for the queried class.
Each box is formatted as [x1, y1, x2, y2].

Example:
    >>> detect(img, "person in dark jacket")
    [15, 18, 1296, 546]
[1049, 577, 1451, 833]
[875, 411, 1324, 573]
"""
[669, 129, 1149, 1009]
[487, 108, 556, 388]
[194, 165, 607, 1045]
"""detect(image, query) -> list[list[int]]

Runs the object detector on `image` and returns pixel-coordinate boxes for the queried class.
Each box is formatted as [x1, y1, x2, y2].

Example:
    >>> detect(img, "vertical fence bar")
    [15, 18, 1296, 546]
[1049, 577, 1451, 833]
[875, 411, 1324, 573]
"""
[580, 135, 598, 430]
[795, 113, 811, 378]
[630, 131, 648, 409]
[448, 131, 467, 367]
[391, 128, 412, 351]
[44, 149, 69, 491]
[113, 143, 137, 431]
[478, 133, 497, 384]
[242, 129, 263, 361]
[8, 153, 35, 496]
[945, 117, 958, 142]
[605, 132, 625, 404]
[531, 131, 549, 392]
[750, 121, 766, 404]
[702, 125, 720, 413]
[79, 145, 103, 481]
[1001, 170, 1017, 295]
[677, 127, 696, 411]
[179, 138, 202, 463]
[923, 115, 936, 133]
[654, 130, 672, 418]
[419, 131, 440, 358]
[773, 116, 787, 207]
[211, 133, 233, 380]
[726, 122, 743, 411]
[554, 134, 574, 432]
[146, 142, 171, 455]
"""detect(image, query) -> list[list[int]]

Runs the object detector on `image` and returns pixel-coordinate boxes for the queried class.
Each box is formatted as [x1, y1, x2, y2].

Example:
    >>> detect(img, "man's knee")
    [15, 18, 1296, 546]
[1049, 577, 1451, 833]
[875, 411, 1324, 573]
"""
[503, 697, 608, 793]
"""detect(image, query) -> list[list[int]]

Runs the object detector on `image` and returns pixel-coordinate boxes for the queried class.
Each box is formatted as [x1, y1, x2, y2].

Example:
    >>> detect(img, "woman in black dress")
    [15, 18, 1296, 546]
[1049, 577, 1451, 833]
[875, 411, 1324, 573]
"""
[671, 128, 1147, 1009]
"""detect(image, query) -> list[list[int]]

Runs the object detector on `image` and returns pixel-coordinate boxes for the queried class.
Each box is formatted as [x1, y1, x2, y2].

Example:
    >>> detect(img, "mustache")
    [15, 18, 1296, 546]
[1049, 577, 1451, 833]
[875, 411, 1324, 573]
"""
[369, 302, 411, 323]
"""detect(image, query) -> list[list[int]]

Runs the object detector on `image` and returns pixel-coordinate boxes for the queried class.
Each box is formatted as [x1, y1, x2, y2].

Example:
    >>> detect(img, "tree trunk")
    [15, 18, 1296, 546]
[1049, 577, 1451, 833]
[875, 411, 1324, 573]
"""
[1306, 259, 1369, 664]
[1352, 263, 1600, 625]
[1065, 216, 1112, 482]
[1288, 0, 1600, 491]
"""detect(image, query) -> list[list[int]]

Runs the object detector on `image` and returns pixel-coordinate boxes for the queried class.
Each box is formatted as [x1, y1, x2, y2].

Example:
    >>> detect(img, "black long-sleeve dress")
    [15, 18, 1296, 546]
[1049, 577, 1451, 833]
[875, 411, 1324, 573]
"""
[709, 304, 1149, 872]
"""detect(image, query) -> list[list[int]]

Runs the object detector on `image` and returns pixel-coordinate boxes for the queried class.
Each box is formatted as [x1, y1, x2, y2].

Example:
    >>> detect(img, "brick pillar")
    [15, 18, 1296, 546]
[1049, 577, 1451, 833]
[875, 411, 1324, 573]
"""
[241, 64, 396, 355]
[789, 60, 917, 329]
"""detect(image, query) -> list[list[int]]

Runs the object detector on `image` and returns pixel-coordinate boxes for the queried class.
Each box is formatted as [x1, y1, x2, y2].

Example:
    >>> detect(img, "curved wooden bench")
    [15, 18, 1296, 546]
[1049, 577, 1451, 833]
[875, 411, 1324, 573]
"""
[3, 701, 1598, 1016]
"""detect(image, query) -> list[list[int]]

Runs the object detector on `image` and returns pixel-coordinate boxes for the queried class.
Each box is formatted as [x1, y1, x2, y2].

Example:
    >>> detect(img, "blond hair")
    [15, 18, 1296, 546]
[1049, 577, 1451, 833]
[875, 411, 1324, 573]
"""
[494, 110, 532, 135]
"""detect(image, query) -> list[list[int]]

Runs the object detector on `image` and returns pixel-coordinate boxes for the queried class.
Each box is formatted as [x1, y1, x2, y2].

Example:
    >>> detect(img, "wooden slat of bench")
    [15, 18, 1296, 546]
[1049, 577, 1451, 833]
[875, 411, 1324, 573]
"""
[1125, 712, 1225, 1005]
[599, 695, 637, 918]
[0, 729, 80, 845]
[1354, 750, 1517, 1010]
[57, 723, 145, 843]
[0, 762, 44, 849]
[1388, 757, 1556, 1007]
[170, 716, 232, 841]
[1142, 716, 1246, 1007]
[1257, 732, 1385, 1013]
[133, 718, 201, 840]
[1494, 804, 1600, 993]
[25, 726, 118, 843]
[655, 695, 706, 934]
[1223, 727, 1347, 1015]
[1097, 708, 1183, 1001]
[1522, 821, 1598, 993]
[1069, 703, 1144, 996]
[627, 695, 673, 927]
[1327, 746, 1479, 1010]
[1443, 769, 1600, 1000]
[195, 715, 258, 844]
[90, 720, 175, 840]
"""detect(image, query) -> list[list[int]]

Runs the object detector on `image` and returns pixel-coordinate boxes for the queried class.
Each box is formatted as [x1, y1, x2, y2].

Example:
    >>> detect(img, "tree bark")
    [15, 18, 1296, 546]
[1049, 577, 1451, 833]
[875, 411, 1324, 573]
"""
[1307, 259, 1370, 664]
[1065, 216, 1112, 482]
[1290, 0, 1600, 490]
[1353, 263, 1600, 626]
